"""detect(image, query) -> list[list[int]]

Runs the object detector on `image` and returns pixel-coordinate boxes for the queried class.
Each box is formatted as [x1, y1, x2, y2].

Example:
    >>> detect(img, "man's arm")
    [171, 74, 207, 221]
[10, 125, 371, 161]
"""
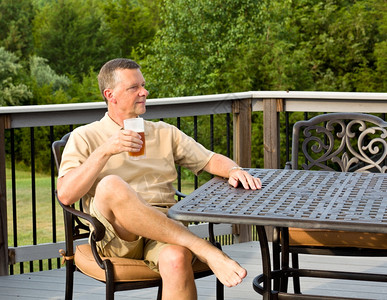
[57, 145, 111, 205]
[202, 153, 261, 190]
[57, 129, 143, 205]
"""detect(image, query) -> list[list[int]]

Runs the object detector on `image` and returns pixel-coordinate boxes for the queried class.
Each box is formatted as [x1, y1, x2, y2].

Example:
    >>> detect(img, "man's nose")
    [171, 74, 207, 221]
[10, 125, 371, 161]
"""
[140, 87, 149, 97]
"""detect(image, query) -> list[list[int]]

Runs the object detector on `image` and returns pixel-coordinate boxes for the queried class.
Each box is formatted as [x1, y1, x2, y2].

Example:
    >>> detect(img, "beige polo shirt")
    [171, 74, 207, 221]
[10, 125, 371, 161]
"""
[59, 113, 214, 212]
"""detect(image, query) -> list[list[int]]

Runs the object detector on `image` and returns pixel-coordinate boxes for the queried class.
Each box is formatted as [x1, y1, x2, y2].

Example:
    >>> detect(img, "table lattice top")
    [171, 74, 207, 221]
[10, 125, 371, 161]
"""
[168, 169, 387, 233]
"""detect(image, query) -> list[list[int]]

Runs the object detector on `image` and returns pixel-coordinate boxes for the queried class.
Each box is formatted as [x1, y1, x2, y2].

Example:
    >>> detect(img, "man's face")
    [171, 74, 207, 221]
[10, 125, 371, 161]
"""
[106, 68, 148, 119]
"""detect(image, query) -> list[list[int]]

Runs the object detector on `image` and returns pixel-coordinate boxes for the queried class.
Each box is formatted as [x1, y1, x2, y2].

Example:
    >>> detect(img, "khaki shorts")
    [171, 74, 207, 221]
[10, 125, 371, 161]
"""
[89, 200, 168, 273]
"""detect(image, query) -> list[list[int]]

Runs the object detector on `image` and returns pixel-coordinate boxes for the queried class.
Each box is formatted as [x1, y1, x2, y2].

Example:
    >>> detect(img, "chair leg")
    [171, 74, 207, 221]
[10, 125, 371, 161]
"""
[216, 277, 224, 300]
[65, 260, 74, 300]
[291, 253, 301, 294]
[104, 260, 115, 300]
[156, 284, 162, 300]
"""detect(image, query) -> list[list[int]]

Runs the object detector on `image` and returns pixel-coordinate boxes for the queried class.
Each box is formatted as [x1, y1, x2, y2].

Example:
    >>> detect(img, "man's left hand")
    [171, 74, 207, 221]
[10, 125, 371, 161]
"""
[228, 168, 262, 190]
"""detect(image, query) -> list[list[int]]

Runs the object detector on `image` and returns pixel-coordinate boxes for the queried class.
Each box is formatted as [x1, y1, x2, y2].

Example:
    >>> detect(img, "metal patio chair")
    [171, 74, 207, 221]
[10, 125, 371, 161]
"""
[52, 132, 224, 300]
[274, 112, 387, 294]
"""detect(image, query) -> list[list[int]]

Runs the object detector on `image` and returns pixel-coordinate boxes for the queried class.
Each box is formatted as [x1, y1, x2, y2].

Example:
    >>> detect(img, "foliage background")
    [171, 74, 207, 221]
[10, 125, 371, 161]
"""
[1, 0, 386, 171]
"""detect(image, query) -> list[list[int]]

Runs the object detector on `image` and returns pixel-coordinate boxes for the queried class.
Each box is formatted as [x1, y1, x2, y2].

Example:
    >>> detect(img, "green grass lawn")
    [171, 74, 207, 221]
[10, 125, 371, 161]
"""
[6, 168, 65, 247]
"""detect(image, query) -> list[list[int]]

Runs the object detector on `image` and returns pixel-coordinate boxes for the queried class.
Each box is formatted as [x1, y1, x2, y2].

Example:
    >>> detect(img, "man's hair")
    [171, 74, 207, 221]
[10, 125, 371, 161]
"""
[98, 58, 141, 103]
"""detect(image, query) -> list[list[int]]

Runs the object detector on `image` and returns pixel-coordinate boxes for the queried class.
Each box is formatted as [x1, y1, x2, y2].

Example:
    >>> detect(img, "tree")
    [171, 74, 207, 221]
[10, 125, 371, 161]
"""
[101, 0, 161, 60]
[32, 0, 161, 79]
[142, 0, 268, 97]
[0, 0, 34, 59]
[30, 56, 71, 92]
[353, 0, 387, 92]
[289, 0, 385, 92]
[33, 0, 114, 77]
[143, 0, 386, 96]
[0, 48, 32, 106]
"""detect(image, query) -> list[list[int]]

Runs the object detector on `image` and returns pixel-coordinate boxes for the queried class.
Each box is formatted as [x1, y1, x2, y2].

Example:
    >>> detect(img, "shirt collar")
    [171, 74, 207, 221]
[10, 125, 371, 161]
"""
[102, 112, 148, 135]
[101, 112, 122, 130]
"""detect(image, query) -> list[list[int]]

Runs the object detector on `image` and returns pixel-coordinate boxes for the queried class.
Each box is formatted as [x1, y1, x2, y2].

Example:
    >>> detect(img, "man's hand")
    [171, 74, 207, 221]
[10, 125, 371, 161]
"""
[57, 129, 143, 205]
[203, 154, 262, 190]
[105, 129, 143, 155]
[228, 168, 262, 190]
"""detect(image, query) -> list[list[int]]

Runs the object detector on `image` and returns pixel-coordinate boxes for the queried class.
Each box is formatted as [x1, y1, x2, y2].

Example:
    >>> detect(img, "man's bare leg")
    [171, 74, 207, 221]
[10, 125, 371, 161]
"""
[158, 245, 197, 300]
[93, 175, 247, 287]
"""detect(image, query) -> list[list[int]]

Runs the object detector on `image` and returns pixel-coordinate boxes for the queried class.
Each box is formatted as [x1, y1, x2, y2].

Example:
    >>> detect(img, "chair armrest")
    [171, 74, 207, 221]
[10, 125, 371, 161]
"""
[56, 191, 105, 241]
[175, 189, 186, 198]
[56, 191, 108, 268]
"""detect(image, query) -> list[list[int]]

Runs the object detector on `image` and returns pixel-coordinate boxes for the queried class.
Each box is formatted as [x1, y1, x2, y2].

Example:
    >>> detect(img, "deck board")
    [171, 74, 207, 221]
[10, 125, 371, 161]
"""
[0, 241, 386, 299]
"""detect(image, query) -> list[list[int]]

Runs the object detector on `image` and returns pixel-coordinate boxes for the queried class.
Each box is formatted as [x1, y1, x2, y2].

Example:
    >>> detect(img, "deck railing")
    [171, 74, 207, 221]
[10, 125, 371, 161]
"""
[1, 91, 387, 276]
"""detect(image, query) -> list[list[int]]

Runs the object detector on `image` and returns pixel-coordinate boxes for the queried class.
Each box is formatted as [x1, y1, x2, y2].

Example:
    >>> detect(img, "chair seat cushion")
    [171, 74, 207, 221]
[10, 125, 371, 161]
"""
[74, 243, 211, 282]
[289, 228, 387, 249]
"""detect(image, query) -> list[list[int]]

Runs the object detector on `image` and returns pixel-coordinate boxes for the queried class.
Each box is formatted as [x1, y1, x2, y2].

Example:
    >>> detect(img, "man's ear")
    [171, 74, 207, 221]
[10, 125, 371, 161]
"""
[104, 89, 116, 103]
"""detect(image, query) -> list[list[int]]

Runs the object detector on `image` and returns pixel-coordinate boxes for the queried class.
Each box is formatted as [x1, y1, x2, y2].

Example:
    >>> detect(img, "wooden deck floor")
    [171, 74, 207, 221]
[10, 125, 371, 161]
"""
[0, 241, 386, 299]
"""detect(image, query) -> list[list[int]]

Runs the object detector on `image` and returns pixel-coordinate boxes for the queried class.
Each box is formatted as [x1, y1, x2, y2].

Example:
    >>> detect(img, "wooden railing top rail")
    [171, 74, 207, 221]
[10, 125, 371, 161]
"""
[2, 91, 387, 129]
[251, 90, 387, 100]
[0, 91, 254, 114]
[251, 91, 387, 113]
[0, 92, 252, 128]
[1, 90, 387, 115]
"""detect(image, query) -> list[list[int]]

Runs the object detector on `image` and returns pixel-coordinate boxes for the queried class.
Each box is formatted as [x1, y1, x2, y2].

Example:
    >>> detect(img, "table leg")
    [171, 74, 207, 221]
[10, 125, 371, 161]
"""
[254, 225, 273, 300]
[272, 227, 281, 291]
[280, 227, 290, 293]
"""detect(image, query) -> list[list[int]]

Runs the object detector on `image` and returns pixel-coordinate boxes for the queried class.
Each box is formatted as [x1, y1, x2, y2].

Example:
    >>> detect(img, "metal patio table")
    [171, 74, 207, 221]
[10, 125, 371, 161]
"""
[167, 168, 387, 299]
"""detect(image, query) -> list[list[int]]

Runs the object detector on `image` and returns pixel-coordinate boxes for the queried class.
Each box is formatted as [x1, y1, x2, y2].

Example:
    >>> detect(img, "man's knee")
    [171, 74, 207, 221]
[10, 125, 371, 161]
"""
[158, 245, 193, 276]
[96, 175, 136, 200]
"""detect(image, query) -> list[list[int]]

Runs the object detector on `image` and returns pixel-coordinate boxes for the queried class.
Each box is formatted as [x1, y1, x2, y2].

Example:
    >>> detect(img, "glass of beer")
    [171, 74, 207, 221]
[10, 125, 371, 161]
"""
[124, 117, 146, 160]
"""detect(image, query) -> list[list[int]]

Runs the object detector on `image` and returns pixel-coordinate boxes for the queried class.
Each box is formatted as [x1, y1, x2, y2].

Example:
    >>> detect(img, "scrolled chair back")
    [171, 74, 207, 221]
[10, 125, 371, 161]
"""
[291, 113, 387, 173]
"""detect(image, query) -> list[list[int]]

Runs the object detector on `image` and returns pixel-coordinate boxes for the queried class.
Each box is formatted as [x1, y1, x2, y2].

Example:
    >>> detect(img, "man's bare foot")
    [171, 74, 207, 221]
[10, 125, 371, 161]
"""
[193, 241, 247, 287]
[207, 250, 247, 287]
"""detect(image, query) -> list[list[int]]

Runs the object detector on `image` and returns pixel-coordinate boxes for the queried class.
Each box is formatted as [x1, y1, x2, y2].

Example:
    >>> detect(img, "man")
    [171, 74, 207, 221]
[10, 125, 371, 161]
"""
[57, 58, 261, 300]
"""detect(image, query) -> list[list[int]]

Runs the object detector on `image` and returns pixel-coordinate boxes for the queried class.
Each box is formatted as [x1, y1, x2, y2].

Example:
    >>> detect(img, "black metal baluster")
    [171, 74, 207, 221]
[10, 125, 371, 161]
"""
[285, 112, 290, 163]
[303, 112, 308, 166]
[49, 126, 58, 269]
[210, 115, 214, 152]
[226, 113, 231, 158]
[194, 116, 198, 189]
[176, 117, 182, 198]
[384, 114, 387, 168]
